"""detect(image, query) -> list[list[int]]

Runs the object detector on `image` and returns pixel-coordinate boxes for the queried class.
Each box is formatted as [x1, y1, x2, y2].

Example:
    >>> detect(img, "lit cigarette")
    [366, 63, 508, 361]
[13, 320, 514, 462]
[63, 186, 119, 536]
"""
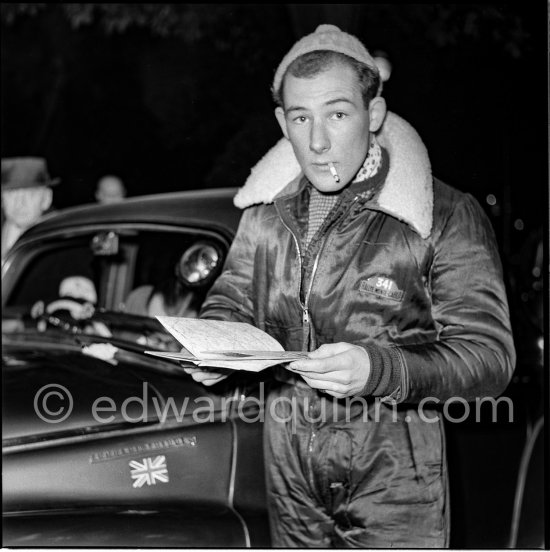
[328, 162, 340, 183]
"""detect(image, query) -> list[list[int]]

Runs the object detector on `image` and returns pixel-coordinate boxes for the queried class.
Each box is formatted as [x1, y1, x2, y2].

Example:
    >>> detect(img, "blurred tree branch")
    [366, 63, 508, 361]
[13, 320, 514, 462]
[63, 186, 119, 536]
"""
[2, 4, 254, 44]
[1, 4, 532, 59]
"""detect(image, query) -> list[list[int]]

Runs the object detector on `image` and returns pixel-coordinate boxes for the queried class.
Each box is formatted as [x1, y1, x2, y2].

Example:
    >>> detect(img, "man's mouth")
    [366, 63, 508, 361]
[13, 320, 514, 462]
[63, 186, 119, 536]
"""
[310, 162, 340, 183]
[312, 161, 336, 170]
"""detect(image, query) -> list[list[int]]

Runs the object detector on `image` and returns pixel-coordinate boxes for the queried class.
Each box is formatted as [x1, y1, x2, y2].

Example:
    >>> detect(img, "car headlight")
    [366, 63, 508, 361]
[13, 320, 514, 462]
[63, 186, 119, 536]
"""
[176, 242, 221, 287]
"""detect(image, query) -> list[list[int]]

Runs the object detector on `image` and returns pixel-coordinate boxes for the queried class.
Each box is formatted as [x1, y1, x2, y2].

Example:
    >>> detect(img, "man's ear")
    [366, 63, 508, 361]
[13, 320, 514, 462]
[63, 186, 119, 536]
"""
[274, 107, 289, 139]
[40, 187, 53, 212]
[368, 97, 387, 133]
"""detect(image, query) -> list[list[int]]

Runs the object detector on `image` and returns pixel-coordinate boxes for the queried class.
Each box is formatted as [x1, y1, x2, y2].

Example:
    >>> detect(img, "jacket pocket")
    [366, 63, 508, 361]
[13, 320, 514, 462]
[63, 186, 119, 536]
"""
[405, 413, 444, 486]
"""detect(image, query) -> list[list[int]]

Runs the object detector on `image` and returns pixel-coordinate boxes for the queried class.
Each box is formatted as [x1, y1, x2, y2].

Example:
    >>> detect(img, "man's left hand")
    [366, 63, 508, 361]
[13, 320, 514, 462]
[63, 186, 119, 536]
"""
[287, 342, 371, 398]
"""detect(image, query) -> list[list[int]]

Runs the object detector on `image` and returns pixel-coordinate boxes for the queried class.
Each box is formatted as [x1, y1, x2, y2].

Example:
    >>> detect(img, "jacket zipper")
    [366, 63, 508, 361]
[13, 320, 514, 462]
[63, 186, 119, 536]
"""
[278, 216, 311, 351]
[307, 425, 317, 493]
[279, 215, 324, 351]
[280, 195, 360, 350]
[280, 216, 320, 492]
[280, 195, 360, 493]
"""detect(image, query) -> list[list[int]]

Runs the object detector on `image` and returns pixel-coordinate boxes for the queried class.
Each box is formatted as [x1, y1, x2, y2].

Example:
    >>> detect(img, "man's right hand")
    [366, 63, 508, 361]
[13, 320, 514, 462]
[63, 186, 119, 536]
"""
[182, 365, 229, 386]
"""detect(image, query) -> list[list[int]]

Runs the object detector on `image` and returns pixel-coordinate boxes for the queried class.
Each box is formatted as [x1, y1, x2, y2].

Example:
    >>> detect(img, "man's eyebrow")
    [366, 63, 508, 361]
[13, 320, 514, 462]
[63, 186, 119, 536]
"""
[325, 98, 356, 107]
[285, 97, 356, 113]
[285, 105, 306, 114]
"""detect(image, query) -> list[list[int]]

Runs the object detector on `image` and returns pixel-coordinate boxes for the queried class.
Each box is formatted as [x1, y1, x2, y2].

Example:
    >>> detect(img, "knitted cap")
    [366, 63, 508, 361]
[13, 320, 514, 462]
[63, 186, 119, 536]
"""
[272, 24, 389, 95]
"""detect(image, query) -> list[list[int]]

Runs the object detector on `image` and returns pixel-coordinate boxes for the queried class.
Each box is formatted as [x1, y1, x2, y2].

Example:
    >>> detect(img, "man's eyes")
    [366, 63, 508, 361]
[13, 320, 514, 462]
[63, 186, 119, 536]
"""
[291, 112, 348, 124]
[331, 111, 347, 120]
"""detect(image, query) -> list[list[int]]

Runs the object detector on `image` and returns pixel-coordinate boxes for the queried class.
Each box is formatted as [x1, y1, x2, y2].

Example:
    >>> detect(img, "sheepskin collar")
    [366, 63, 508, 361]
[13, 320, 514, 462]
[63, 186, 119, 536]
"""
[233, 111, 433, 239]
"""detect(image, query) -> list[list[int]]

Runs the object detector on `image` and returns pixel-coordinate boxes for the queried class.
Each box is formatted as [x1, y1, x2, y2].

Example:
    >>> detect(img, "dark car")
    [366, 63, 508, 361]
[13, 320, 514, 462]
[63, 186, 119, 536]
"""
[2, 188, 544, 548]
[2, 188, 271, 547]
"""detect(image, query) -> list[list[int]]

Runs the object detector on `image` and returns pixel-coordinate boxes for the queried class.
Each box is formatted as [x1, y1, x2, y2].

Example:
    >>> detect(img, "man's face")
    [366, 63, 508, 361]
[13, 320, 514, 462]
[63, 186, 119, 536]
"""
[1, 186, 51, 228]
[96, 177, 125, 204]
[275, 62, 384, 192]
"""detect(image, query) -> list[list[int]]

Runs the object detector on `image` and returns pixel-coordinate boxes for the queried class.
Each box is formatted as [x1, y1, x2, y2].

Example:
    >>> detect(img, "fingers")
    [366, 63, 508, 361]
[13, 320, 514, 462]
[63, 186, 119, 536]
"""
[288, 357, 332, 373]
[182, 366, 229, 386]
[288, 350, 348, 374]
[308, 342, 357, 359]
[301, 375, 349, 398]
[289, 344, 368, 373]
[300, 369, 351, 388]
[198, 373, 228, 386]
[182, 366, 206, 373]
[287, 344, 371, 398]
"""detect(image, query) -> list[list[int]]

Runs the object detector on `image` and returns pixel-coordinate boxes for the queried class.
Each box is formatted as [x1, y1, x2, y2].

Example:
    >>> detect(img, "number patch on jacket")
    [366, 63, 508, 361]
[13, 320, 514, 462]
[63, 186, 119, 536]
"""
[359, 276, 404, 301]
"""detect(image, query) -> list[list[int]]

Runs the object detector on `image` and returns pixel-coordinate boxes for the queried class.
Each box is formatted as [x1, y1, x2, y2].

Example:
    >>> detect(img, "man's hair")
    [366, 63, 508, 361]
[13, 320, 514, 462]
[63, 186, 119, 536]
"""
[272, 50, 380, 110]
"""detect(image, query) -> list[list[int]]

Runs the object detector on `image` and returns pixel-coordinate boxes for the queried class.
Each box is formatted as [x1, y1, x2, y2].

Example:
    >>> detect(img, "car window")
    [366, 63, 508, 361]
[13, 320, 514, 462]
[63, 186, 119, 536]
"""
[4, 229, 224, 317]
[6, 240, 100, 308]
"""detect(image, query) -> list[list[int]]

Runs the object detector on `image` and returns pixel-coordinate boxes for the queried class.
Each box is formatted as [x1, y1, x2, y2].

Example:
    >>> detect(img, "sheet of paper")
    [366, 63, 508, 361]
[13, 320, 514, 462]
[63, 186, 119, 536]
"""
[144, 350, 284, 372]
[145, 350, 309, 361]
[156, 317, 284, 358]
[198, 350, 310, 360]
[144, 351, 197, 361]
[195, 358, 287, 372]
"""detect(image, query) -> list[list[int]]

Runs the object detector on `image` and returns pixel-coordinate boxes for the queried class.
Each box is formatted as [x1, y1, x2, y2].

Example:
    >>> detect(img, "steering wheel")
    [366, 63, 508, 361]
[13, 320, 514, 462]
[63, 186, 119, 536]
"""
[46, 298, 95, 319]
[31, 298, 111, 337]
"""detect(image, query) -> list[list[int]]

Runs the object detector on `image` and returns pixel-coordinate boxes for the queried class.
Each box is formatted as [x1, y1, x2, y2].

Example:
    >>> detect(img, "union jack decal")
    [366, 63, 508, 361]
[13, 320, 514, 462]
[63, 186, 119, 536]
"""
[129, 455, 169, 488]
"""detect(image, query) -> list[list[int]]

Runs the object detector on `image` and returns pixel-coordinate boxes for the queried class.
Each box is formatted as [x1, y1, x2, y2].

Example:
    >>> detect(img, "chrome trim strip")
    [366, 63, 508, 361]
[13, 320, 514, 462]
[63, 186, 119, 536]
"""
[2, 416, 222, 454]
[228, 417, 251, 548]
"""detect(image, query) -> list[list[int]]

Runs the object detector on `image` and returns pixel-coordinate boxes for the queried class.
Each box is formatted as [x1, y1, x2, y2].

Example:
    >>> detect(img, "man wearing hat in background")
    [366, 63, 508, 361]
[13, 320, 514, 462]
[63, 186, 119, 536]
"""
[185, 25, 515, 547]
[1, 157, 58, 262]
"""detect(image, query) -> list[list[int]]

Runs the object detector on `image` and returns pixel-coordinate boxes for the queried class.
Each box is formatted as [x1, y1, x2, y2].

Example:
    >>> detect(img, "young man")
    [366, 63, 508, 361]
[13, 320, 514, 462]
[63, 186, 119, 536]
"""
[185, 25, 515, 547]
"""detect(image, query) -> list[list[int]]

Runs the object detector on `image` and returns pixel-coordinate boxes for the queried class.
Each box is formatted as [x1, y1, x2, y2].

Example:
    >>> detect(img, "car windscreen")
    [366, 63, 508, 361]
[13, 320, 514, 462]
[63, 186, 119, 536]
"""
[6, 239, 100, 309]
[4, 229, 224, 316]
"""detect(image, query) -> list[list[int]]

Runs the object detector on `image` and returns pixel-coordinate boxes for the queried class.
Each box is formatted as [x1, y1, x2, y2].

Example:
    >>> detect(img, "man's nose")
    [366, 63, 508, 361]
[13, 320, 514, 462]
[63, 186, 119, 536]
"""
[13, 193, 26, 208]
[309, 120, 330, 154]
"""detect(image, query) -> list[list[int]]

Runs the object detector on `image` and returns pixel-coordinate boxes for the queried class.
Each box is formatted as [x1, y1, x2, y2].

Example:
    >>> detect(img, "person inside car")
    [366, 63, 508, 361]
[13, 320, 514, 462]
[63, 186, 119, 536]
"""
[124, 249, 204, 350]
[185, 25, 515, 548]
[124, 246, 203, 319]
[125, 273, 199, 319]
[30, 275, 112, 338]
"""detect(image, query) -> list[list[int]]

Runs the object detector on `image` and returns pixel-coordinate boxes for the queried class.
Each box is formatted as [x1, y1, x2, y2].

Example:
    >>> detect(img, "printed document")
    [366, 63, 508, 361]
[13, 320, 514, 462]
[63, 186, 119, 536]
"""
[145, 317, 309, 371]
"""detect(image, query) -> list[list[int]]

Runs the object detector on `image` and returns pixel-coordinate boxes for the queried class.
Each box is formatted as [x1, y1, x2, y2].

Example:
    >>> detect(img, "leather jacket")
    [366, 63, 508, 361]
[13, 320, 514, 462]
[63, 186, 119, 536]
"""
[201, 113, 515, 405]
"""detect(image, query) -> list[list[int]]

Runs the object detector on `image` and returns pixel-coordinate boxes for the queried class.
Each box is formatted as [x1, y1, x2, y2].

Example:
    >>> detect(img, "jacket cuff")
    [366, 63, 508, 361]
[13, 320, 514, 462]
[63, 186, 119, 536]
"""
[361, 345, 402, 397]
